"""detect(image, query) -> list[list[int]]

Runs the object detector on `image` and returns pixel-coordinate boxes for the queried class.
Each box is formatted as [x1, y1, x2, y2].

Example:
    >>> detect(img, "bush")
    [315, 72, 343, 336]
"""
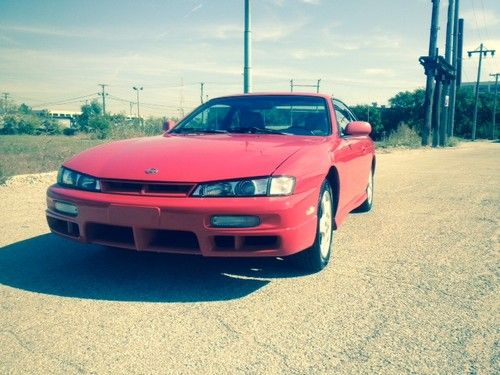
[1, 114, 40, 135]
[63, 127, 78, 136]
[38, 119, 63, 135]
[88, 116, 111, 139]
[382, 123, 421, 148]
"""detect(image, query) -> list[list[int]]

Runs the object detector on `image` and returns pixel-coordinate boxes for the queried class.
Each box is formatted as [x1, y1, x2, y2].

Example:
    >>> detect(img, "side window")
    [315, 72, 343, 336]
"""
[332, 99, 356, 135]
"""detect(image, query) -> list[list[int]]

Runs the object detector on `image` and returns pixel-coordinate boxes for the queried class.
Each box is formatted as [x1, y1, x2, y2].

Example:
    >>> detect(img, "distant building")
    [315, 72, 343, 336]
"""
[32, 109, 81, 127]
[460, 81, 497, 94]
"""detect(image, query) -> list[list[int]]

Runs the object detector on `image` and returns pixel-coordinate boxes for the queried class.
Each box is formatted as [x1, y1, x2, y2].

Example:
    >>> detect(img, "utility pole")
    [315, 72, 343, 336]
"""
[133, 86, 143, 124]
[468, 44, 496, 140]
[439, 0, 455, 146]
[243, 0, 252, 93]
[200, 82, 205, 104]
[422, 0, 441, 146]
[98, 84, 108, 115]
[129, 101, 134, 117]
[448, 0, 461, 138]
[490, 73, 499, 139]
[290, 79, 294, 92]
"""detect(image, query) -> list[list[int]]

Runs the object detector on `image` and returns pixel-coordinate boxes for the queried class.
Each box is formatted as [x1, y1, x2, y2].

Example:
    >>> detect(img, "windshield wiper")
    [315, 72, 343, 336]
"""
[228, 127, 290, 135]
[172, 129, 228, 134]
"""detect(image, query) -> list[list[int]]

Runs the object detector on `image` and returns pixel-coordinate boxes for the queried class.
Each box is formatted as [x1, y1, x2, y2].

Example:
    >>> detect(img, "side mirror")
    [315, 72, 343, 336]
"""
[344, 121, 372, 136]
[163, 119, 177, 132]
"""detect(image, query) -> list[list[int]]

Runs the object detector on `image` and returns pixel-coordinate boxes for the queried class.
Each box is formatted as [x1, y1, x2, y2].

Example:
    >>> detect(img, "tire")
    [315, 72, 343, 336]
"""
[354, 168, 374, 213]
[292, 180, 334, 273]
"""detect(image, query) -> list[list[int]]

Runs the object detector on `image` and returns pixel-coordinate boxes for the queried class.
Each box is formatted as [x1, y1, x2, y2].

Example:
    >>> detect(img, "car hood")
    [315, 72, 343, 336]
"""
[64, 134, 326, 182]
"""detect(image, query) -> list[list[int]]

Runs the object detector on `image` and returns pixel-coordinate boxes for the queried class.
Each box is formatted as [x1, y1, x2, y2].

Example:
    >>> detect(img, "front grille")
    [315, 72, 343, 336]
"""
[101, 180, 195, 196]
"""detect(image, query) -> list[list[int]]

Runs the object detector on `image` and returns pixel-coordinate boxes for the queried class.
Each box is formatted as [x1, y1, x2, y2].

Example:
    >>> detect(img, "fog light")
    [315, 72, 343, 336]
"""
[54, 201, 78, 216]
[211, 215, 260, 228]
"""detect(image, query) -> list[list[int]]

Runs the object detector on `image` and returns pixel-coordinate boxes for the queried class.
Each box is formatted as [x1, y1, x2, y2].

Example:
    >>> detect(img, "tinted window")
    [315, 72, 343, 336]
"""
[333, 99, 356, 135]
[173, 96, 330, 136]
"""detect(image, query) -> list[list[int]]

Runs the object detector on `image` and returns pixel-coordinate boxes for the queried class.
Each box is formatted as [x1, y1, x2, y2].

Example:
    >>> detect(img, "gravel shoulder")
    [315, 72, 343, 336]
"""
[0, 141, 498, 374]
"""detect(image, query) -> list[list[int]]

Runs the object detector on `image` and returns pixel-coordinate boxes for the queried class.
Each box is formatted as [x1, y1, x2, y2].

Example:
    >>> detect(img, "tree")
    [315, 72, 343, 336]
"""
[77, 100, 102, 132]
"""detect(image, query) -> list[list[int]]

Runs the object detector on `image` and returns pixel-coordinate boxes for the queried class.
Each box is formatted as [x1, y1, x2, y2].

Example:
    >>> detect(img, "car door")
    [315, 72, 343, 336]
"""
[333, 99, 372, 208]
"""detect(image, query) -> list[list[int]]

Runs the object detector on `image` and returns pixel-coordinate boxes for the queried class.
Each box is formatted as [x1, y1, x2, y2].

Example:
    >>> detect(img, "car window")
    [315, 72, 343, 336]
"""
[332, 99, 356, 135]
[180, 104, 231, 131]
[173, 96, 331, 136]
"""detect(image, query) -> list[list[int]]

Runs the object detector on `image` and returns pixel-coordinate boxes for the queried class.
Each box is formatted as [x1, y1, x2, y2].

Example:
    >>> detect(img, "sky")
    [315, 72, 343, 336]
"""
[1, 0, 499, 117]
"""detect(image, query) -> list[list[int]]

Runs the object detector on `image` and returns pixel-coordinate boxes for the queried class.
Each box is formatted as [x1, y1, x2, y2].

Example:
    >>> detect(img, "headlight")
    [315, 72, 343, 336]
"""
[191, 176, 295, 197]
[57, 167, 101, 192]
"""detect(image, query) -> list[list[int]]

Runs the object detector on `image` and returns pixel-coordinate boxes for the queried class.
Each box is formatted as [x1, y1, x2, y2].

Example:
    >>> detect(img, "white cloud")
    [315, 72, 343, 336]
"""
[362, 68, 395, 77]
[291, 49, 340, 60]
[461, 10, 499, 29]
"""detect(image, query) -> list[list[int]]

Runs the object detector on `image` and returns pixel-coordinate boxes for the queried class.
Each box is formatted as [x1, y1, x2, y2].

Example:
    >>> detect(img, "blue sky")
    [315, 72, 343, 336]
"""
[1, 0, 499, 117]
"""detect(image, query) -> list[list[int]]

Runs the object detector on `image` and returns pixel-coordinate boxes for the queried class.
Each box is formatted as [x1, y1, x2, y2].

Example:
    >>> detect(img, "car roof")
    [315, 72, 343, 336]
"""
[212, 92, 333, 101]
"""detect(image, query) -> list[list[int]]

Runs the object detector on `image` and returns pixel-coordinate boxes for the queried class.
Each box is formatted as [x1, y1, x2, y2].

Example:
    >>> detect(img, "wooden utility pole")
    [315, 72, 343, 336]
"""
[98, 84, 108, 115]
[422, 0, 441, 146]
[133, 86, 143, 124]
[448, 2, 462, 138]
[490, 73, 499, 139]
[439, 0, 455, 146]
[468, 44, 495, 140]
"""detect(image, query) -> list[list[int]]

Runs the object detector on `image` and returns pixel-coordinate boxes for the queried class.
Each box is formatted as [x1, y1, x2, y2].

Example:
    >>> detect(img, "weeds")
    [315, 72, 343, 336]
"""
[378, 123, 421, 148]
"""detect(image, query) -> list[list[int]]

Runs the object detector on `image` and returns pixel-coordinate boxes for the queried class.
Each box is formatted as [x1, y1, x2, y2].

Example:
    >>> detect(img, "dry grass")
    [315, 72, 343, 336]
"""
[0, 135, 106, 182]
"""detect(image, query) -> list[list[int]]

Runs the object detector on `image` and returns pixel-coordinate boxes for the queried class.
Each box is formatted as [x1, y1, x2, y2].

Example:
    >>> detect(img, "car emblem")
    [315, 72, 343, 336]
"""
[145, 168, 159, 175]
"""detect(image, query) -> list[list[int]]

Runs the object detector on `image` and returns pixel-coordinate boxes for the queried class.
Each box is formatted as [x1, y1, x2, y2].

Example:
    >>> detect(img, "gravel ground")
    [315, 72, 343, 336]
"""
[0, 141, 498, 374]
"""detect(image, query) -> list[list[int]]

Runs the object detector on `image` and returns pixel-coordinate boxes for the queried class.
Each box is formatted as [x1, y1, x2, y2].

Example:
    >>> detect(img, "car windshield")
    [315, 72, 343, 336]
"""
[171, 95, 330, 136]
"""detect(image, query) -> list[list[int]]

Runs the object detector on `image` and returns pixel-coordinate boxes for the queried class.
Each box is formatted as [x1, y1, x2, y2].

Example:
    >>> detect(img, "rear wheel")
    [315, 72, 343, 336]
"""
[354, 168, 374, 213]
[292, 180, 334, 272]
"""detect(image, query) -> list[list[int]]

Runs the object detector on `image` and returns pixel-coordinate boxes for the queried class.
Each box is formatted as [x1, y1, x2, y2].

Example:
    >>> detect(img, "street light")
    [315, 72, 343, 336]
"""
[133, 86, 143, 124]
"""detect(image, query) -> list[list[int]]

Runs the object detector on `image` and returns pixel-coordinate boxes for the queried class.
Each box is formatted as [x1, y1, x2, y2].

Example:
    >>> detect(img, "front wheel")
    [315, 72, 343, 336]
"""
[291, 180, 334, 273]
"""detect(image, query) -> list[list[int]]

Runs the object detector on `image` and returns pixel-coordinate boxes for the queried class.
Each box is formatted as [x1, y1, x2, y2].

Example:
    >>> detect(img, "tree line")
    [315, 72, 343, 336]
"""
[350, 86, 497, 141]
[1, 86, 497, 140]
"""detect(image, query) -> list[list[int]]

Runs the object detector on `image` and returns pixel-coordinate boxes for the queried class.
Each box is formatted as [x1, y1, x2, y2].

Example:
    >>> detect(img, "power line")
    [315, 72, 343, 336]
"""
[469, 0, 482, 41]
[36, 93, 98, 107]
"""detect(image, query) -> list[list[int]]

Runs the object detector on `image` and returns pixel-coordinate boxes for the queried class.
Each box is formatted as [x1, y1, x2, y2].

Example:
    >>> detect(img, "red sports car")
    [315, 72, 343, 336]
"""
[46, 93, 375, 272]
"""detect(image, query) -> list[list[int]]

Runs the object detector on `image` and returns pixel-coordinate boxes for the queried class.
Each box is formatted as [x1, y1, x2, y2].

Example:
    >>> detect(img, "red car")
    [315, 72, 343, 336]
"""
[46, 93, 375, 272]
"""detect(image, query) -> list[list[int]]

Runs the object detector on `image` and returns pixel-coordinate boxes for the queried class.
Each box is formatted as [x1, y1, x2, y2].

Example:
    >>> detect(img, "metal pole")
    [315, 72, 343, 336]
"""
[432, 72, 442, 147]
[491, 73, 499, 139]
[472, 43, 484, 141]
[316, 79, 321, 93]
[439, 0, 454, 146]
[243, 0, 252, 93]
[422, 0, 441, 146]
[448, 0, 461, 137]
[200, 82, 205, 104]
[290, 79, 294, 92]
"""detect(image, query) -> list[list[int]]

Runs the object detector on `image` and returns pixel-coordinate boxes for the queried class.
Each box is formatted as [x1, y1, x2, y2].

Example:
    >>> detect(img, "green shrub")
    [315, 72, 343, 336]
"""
[382, 123, 421, 148]
[63, 127, 78, 136]
[88, 116, 111, 139]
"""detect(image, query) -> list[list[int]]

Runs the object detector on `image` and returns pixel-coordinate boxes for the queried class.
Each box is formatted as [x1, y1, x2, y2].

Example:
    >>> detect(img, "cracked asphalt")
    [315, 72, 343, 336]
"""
[0, 141, 498, 374]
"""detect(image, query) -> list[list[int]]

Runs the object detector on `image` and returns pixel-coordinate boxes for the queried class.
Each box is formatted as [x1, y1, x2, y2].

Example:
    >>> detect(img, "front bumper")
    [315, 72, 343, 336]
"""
[46, 185, 319, 257]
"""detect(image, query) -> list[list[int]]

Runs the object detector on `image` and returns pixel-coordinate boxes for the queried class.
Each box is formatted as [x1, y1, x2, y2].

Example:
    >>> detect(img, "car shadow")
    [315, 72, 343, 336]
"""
[0, 234, 309, 303]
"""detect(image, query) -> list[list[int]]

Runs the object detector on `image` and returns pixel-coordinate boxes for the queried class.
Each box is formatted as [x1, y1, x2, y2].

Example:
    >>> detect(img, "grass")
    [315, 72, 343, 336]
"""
[0, 135, 106, 182]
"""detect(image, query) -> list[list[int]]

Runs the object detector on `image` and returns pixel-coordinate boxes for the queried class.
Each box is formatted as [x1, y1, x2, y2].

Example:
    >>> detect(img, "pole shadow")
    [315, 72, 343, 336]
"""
[0, 234, 308, 303]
